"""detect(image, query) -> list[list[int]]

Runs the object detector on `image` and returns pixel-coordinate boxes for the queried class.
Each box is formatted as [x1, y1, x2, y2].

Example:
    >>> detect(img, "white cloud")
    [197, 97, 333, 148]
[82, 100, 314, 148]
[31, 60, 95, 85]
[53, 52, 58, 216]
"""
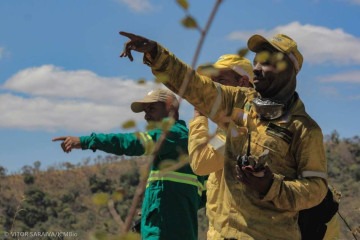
[0, 93, 132, 132]
[115, 0, 154, 12]
[228, 21, 360, 66]
[348, 0, 360, 5]
[349, 95, 360, 100]
[319, 86, 340, 97]
[0, 65, 172, 132]
[318, 70, 360, 83]
[3, 65, 158, 105]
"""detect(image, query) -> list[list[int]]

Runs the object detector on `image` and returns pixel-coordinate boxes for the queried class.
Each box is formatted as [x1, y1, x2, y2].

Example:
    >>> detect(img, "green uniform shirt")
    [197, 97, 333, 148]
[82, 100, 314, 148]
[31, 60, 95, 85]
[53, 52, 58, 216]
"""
[80, 120, 204, 240]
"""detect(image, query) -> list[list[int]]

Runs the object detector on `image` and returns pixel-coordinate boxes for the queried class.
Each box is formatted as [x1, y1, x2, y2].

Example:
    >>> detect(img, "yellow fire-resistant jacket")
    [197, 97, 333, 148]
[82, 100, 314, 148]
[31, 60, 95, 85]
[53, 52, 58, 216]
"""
[188, 117, 340, 240]
[144, 45, 329, 239]
[188, 116, 226, 240]
[324, 213, 340, 240]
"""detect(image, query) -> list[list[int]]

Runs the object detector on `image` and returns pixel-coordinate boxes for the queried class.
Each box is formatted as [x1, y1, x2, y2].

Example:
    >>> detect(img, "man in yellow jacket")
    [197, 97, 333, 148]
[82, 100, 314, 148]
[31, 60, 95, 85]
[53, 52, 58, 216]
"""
[119, 32, 339, 239]
[190, 55, 340, 240]
[188, 54, 254, 240]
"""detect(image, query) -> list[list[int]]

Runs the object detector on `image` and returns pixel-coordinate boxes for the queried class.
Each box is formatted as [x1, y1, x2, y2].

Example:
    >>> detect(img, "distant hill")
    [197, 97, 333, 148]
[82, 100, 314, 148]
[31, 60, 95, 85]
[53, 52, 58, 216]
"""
[0, 132, 359, 239]
[324, 132, 360, 239]
[0, 155, 149, 239]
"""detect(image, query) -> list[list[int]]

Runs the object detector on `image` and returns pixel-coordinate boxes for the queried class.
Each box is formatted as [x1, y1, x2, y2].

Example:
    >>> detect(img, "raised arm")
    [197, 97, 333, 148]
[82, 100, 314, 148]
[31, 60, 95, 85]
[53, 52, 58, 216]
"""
[119, 31, 248, 127]
[188, 113, 225, 176]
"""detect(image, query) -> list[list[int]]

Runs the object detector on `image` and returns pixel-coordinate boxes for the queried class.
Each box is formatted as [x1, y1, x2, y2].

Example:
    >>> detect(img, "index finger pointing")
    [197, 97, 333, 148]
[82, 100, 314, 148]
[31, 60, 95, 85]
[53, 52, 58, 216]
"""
[119, 31, 137, 39]
[52, 137, 67, 142]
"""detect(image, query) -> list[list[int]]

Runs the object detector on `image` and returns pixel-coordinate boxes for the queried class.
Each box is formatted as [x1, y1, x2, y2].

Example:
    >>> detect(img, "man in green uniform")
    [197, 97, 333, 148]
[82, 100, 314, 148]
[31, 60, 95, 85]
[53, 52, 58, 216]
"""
[119, 32, 337, 239]
[53, 89, 204, 240]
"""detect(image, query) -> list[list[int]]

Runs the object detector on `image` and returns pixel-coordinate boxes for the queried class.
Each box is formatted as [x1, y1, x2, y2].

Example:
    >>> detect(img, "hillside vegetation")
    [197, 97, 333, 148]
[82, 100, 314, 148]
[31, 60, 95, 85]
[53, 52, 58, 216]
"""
[0, 132, 359, 239]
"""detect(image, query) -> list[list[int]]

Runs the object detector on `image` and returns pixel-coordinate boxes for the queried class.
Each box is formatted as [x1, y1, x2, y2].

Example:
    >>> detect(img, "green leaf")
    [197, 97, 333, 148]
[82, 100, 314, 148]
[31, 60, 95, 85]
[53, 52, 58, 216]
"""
[119, 232, 141, 240]
[276, 60, 287, 72]
[255, 51, 270, 64]
[122, 120, 136, 129]
[158, 160, 178, 170]
[139, 166, 149, 181]
[178, 154, 189, 163]
[154, 74, 169, 84]
[237, 48, 249, 57]
[181, 16, 198, 29]
[112, 188, 125, 202]
[160, 118, 175, 132]
[197, 64, 220, 77]
[176, 0, 189, 10]
[145, 121, 157, 131]
[271, 52, 285, 62]
[92, 193, 109, 206]
[89, 231, 107, 240]
[137, 78, 146, 85]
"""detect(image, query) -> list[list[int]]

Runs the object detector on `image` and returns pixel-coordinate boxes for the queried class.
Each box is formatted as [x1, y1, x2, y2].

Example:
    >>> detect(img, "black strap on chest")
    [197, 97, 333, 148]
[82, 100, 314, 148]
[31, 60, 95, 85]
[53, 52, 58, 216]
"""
[266, 122, 293, 144]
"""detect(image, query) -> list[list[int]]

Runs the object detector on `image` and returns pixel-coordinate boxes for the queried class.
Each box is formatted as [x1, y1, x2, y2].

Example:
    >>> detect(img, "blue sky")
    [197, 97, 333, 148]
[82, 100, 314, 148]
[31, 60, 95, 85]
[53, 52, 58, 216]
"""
[1, 0, 359, 173]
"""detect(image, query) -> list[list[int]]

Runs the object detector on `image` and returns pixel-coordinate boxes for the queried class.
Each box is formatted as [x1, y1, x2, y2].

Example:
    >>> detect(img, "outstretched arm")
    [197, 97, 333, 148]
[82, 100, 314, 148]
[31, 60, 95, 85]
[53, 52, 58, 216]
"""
[52, 133, 146, 156]
[119, 31, 247, 127]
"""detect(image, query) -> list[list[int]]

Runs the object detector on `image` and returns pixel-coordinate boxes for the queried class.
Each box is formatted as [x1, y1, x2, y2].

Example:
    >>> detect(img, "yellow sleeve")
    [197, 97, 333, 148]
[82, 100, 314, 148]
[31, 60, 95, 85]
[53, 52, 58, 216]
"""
[147, 44, 246, 126]
[263, 127, 328, 211]
[264, 175, 327, 211]
[323, 214, 340, 240]
[188, 116, 225, 175]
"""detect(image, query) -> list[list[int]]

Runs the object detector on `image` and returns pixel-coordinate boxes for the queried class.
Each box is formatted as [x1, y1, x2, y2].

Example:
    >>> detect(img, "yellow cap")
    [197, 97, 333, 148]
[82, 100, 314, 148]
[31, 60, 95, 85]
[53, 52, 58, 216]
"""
[247, 34, 303, 73]
[131, 89, 179, 113]
[198, 54, 254, 81]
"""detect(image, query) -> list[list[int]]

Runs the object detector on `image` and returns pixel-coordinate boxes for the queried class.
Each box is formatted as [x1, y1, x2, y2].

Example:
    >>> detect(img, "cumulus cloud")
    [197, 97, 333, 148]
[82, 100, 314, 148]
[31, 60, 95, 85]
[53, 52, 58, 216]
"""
[319, 86, 340, 97]
[0, 65, 169, 132]
[228, 21, 360, 66]
[317, 70, 360, 83]
[3, 65, 157, 105]
[115, 0, 154, 12]
[348, 0, 360, 5]
[0, 94, 131, 132]
[349, 95, 360, 100]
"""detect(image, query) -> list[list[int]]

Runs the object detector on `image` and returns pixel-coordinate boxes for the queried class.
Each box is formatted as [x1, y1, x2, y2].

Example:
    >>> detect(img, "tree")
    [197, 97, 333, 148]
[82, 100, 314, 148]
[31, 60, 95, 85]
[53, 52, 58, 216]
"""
[0, 165, 7, 177]
[330, 130, 340, 145]
[33, 161, 41, 172]
[23, 174, 35, 184]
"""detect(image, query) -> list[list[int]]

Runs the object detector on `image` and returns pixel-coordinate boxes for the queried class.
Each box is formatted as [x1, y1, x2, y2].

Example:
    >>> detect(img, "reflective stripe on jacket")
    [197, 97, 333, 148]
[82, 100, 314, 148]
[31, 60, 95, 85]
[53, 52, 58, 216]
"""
[147, 170, 204, 196]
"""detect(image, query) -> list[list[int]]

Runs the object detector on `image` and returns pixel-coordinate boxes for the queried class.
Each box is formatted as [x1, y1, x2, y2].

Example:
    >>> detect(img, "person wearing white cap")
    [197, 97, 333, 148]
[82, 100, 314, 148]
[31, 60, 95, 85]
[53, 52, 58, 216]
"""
[119, 32, 338, 239]
[188, 54, 254, 240]
[53, 88, 205, 240]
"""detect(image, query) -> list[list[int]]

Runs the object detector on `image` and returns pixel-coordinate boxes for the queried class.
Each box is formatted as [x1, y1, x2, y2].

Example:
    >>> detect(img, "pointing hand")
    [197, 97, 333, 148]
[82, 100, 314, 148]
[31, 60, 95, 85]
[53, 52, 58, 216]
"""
[119, 31, 157, 61]
[52, 136, 81, 153]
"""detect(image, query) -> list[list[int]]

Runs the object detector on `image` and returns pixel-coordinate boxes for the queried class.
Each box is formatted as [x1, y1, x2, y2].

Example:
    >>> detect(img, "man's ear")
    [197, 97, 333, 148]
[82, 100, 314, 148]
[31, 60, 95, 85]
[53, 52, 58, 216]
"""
[167, 102, 180, 120]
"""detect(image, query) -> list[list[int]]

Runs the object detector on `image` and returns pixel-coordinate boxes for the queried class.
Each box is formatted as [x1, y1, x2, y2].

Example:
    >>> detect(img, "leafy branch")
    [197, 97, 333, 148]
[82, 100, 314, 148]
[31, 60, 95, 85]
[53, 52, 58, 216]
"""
[10, 195, 26, 232]
[337, 210, 359, 240]
[118, 0, 224, 234]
